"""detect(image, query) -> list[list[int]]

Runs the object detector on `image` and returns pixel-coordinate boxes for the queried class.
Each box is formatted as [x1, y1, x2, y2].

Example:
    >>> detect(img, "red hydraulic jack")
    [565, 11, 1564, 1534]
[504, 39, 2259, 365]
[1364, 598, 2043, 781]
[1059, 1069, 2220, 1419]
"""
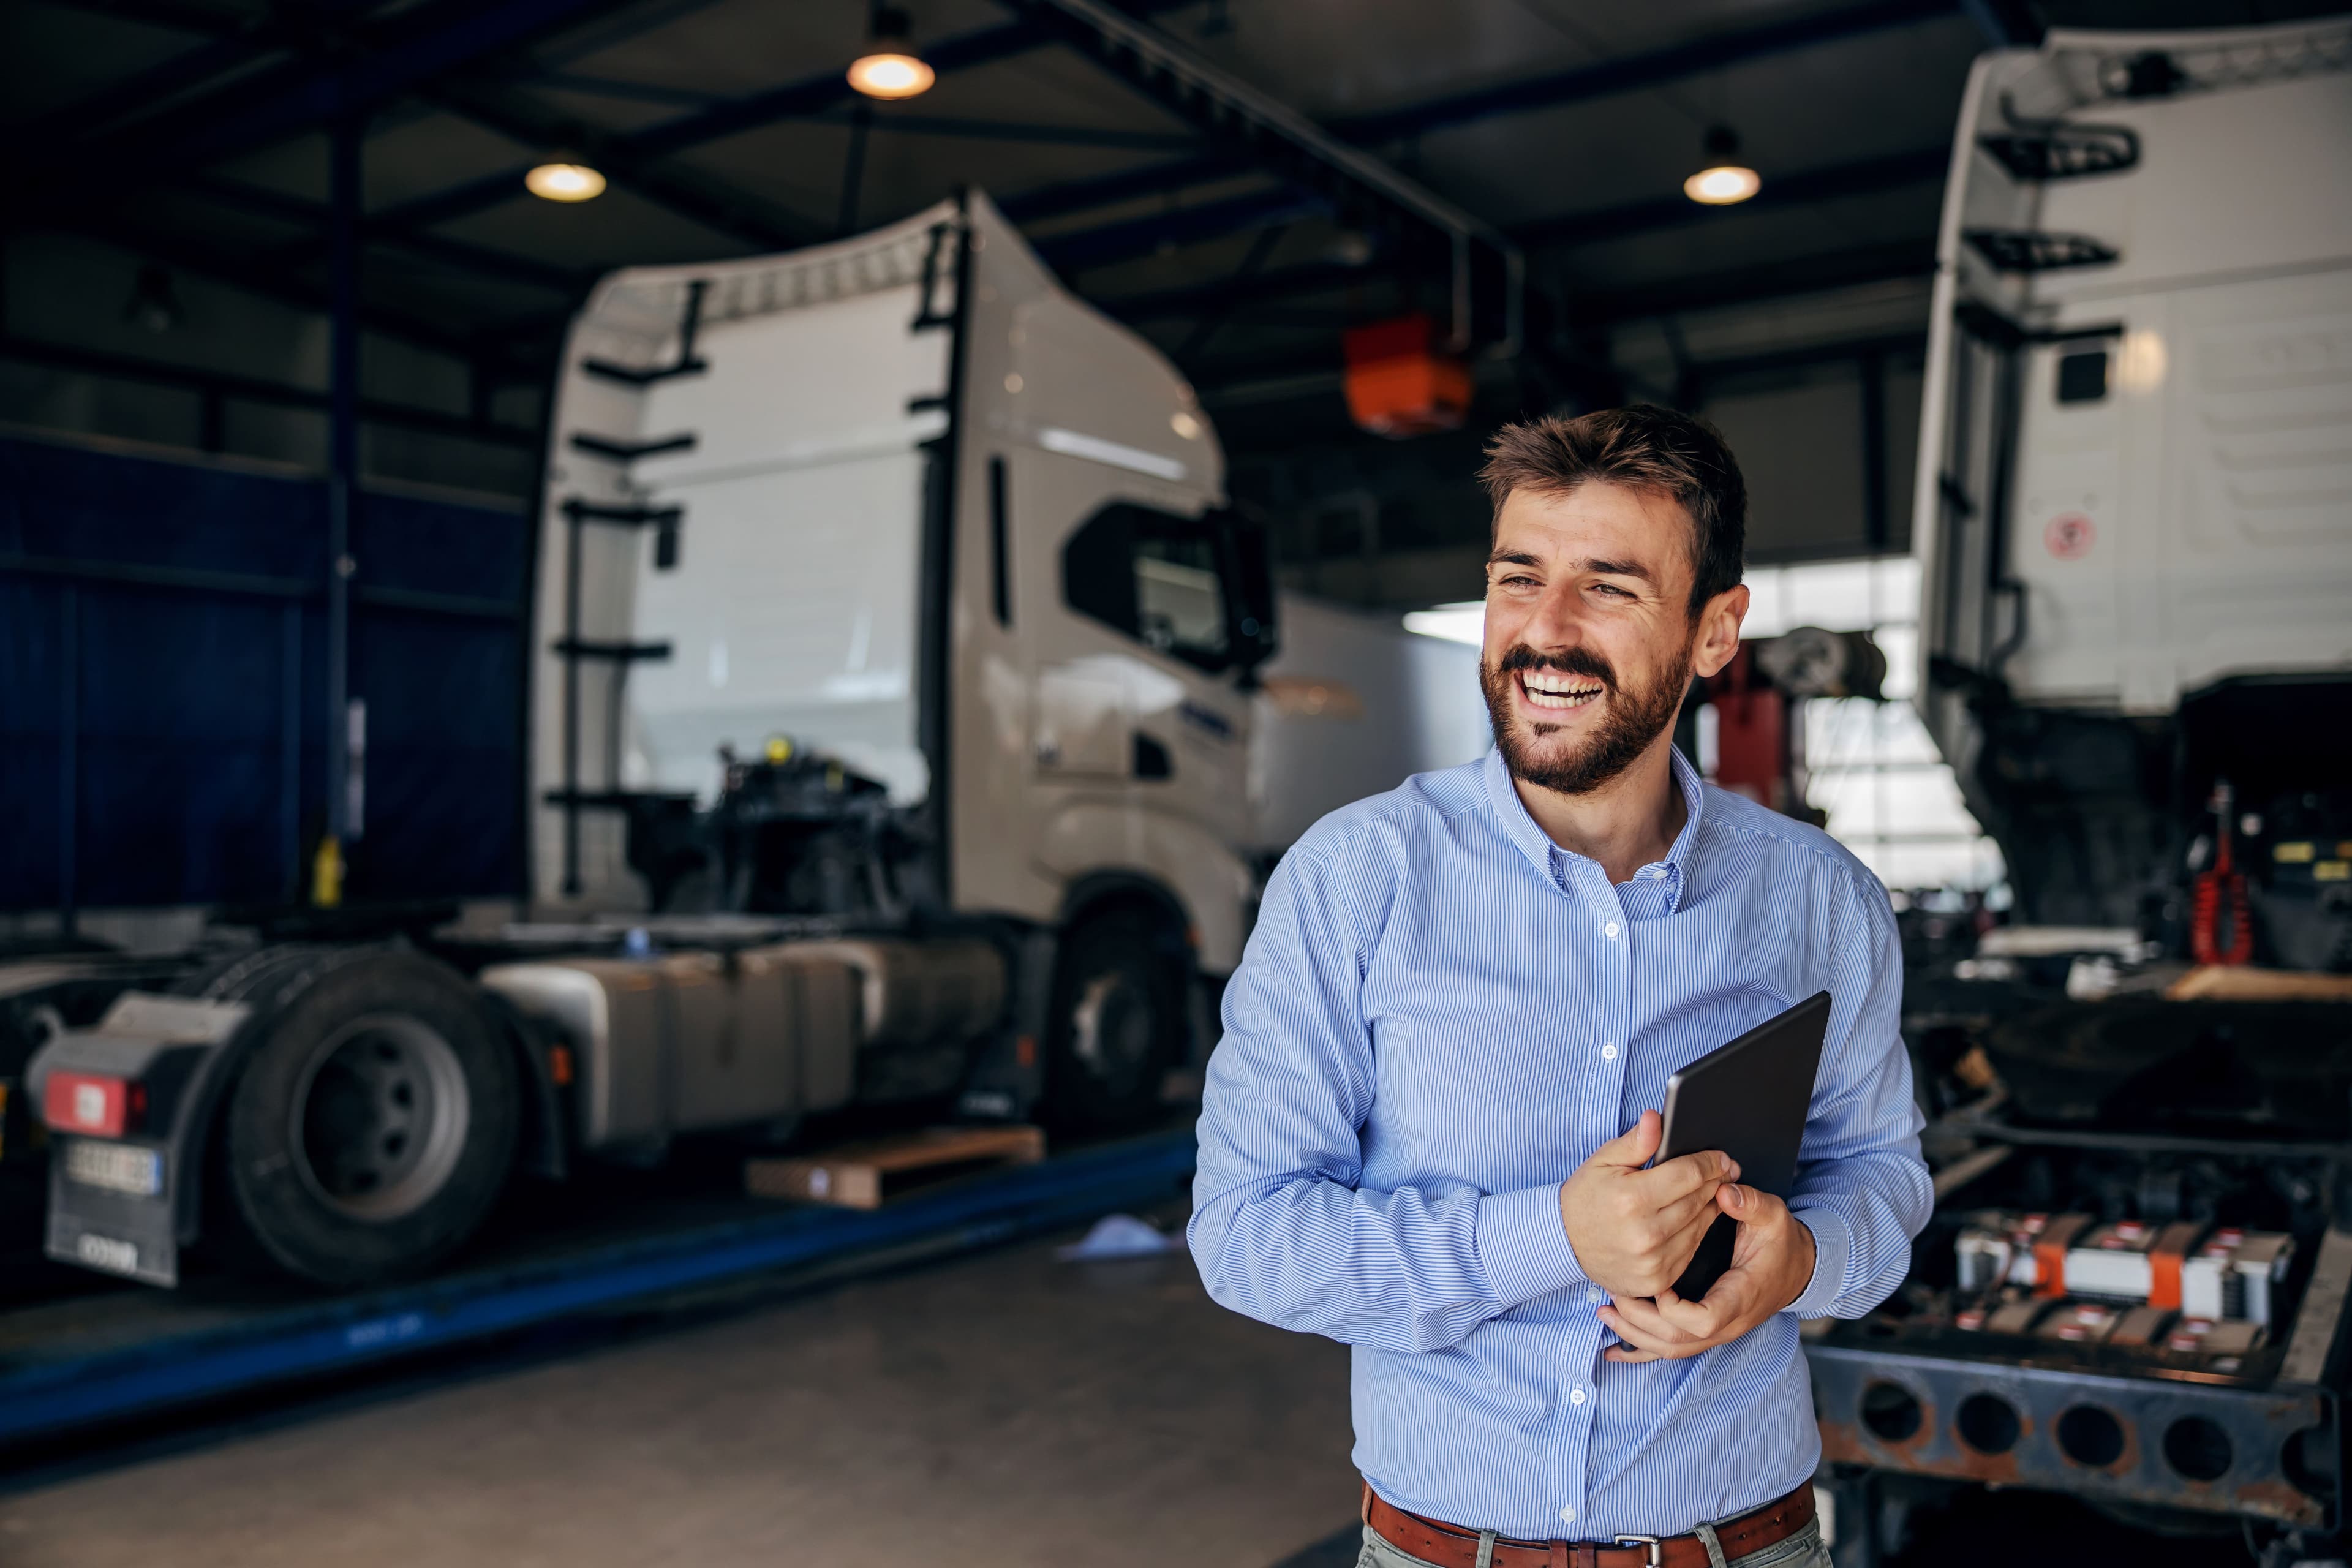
[1705, 643, 1807, 819]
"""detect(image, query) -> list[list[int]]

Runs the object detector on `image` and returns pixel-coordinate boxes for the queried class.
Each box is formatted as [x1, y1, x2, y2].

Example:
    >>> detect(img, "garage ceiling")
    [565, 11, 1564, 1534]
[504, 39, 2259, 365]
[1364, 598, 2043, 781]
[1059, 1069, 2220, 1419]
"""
[1, 0, 2328, 431]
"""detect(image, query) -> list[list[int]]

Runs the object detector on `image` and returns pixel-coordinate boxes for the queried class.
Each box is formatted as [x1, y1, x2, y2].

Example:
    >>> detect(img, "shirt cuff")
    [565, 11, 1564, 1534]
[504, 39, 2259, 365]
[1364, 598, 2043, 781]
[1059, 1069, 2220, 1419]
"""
[1476, 1182, 1589, 1309]
[1785, 1205, 1851, 1319]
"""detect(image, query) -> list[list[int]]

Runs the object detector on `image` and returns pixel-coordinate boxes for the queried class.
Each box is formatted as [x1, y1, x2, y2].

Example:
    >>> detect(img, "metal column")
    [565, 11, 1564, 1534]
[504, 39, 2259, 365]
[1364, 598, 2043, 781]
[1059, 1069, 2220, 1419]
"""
[322, 113, 362, 901]
[58, 587, 78, 938]
[1861, 350, 1890, 553]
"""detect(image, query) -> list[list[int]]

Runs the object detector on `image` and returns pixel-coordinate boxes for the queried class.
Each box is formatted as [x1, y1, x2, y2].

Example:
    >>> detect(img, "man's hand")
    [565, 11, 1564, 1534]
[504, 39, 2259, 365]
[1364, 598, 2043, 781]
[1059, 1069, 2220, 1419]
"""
[1558, 1110, 1739, 1300]
[1596, 1181, 1818, 1363]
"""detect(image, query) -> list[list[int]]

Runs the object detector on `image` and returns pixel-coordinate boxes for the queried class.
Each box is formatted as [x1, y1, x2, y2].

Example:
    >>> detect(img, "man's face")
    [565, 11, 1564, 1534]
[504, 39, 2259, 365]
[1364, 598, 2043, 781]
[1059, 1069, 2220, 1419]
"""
[1480, 481, 1743, 797]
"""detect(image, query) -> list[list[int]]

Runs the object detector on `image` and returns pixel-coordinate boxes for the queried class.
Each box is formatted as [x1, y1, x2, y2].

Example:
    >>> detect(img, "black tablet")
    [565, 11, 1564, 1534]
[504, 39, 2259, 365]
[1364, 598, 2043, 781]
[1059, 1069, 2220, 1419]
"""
[1653, 990, 1833, 1302]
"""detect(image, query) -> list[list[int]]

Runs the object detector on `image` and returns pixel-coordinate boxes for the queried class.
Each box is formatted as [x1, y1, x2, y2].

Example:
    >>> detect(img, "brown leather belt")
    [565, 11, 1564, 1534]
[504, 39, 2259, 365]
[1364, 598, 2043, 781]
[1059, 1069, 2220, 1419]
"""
[1362, 1479, 1813, 1568]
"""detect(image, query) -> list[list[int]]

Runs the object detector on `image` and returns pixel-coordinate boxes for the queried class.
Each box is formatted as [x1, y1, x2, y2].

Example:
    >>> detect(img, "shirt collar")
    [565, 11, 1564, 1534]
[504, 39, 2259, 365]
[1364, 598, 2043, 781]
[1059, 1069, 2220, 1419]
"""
[1479, 744, 1708, 904]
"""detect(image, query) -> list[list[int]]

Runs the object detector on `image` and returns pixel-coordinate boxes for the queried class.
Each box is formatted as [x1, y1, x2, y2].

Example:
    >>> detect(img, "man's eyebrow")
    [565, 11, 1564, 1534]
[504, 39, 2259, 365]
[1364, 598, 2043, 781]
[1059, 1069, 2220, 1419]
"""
[1485, 549, 1541, 568]
[1578, 557, 1656, 583]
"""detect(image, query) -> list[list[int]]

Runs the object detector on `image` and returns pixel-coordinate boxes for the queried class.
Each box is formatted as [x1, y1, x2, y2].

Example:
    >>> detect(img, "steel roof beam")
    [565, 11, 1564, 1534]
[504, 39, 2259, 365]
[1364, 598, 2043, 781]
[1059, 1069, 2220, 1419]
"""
[0, 334, 537, 448]
[1569, 239, 1936, 325]
[421, 80, 820, 250]
[260, 14, 1082, 271]
[16, 13, 298, 141]
[32, 0, 250, 37]
[1958, 0, 2043, 47]
[996, 0, 1523, 354]
[16, 0, 654, 211]
[192, 175, 592, 293]
[1036, 187, 1330, 273]
[806, 108, 1199, 154]
[1088, 147, 1947, 327]
[1332, 0, 1959, 146]
[1104, 260, 1403, 324]
[1512, 146, 1951, 247]
[986, 0, 1963, 260]
[43, 211, 526, 370]
[998, 154, 1243, 225]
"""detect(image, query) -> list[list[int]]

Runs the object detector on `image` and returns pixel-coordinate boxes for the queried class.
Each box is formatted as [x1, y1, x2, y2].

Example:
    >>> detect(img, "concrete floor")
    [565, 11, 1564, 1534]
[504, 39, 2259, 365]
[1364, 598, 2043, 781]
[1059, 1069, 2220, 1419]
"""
[0, 1200, 2269, 1568]
[0, 1210, 1359, 1568]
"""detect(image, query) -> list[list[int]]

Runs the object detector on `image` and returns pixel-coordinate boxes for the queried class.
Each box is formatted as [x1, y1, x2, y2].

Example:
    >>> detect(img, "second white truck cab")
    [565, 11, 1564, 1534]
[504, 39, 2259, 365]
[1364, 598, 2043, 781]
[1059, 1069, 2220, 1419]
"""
[1913, 16, 2352, 931]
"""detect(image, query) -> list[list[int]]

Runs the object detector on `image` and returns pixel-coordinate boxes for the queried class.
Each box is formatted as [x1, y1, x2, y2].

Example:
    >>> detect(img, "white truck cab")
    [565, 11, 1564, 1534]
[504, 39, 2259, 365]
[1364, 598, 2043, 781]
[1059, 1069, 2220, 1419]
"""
[530, 190, 1279, 1130]
[1914, 18, 2352, 932]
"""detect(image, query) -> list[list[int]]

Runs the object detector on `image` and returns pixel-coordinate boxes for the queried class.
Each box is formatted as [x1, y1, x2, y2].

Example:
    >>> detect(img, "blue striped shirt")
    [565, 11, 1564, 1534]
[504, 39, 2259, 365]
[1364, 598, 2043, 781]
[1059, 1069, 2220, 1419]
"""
[1189, 746, 1931, 1542]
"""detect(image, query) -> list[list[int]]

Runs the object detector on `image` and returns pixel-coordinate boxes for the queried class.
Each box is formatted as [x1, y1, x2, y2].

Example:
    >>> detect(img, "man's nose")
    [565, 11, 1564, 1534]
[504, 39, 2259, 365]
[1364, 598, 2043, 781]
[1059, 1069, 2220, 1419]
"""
[1518, 578, 1591, 650]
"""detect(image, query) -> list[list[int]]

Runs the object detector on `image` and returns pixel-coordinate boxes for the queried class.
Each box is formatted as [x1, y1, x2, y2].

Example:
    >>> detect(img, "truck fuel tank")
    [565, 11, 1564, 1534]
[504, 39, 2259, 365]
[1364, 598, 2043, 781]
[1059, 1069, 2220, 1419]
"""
[478, 949, 858, 1148]
[783, 938, 1005, 1052]
[476, 937, 1006, 1149]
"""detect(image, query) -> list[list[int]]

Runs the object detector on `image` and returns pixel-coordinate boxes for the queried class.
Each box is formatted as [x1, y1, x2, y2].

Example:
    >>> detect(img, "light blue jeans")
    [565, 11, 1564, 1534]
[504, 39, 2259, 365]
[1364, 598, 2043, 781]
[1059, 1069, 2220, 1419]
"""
[1357, 1516, 1831, 1568]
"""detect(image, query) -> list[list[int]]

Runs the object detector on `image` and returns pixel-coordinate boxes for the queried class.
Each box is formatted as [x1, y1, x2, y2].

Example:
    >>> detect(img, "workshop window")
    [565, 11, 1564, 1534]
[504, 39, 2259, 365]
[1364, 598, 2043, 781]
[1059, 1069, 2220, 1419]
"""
[1061, 502, 1232, 671]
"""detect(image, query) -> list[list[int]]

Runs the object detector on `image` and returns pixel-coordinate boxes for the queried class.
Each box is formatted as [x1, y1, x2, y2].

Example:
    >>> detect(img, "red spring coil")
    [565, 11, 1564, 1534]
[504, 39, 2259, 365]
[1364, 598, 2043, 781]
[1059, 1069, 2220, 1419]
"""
[2190, 869, 2254, 966]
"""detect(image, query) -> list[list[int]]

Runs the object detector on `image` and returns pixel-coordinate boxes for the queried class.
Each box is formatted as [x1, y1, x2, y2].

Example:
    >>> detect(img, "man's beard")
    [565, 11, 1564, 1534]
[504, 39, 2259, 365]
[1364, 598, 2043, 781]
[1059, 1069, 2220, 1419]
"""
[1480, 636, 1694, 796]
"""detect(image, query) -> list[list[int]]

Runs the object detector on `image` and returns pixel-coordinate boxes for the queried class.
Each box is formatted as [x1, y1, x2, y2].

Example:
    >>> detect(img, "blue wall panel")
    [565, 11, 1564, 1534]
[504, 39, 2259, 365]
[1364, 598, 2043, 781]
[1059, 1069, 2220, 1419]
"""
[0, 434, 530, 913]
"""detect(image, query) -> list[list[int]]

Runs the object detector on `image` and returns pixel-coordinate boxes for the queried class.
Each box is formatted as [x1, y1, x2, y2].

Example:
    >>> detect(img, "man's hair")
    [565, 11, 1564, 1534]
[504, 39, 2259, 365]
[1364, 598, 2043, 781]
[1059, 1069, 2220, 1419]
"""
[1477, 404, 1746, 616]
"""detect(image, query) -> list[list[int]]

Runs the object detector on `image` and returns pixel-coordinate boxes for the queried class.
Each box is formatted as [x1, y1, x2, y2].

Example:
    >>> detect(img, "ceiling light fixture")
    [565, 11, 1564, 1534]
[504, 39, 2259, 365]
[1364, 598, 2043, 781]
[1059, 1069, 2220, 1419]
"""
[1684, 125, 1762, 206]
[848, 4, 934, 100]
[526, 160, 606, 202]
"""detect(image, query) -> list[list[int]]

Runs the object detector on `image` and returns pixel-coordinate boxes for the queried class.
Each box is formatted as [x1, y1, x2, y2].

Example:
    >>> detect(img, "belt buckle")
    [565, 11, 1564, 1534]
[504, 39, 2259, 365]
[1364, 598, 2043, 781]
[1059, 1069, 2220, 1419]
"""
[1612, 1536, 1662, 1568]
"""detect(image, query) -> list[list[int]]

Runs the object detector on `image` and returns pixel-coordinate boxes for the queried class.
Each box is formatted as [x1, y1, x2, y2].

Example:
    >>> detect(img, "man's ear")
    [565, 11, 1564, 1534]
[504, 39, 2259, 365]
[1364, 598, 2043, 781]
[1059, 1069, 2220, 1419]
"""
[1688, 584, 1749, 680]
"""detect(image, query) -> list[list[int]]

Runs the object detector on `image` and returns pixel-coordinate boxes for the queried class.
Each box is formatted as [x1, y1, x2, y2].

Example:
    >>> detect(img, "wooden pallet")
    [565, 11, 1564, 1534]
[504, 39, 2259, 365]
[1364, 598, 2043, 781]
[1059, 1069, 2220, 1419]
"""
[745, 1125, 1047, 1210]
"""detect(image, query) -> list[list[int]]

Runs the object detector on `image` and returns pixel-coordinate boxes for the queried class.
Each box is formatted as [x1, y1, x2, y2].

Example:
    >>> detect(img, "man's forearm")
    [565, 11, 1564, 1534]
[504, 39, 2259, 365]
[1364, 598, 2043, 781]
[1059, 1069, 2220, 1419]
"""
[1785, 1147, 1934, 1319]
[1187, 1170, 1589, 1353]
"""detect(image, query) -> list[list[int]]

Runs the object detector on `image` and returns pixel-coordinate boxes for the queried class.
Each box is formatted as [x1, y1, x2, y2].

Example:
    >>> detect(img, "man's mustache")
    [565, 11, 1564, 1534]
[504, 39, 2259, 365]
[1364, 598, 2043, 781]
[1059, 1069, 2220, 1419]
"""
[1490, 643, 1617, 689]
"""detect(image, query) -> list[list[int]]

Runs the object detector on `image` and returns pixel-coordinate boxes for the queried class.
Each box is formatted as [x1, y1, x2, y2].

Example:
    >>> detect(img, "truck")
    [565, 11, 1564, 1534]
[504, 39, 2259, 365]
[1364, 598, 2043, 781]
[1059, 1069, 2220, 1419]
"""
[1801, 18, 2352, 1564]
[18, 191, 1480, 1292]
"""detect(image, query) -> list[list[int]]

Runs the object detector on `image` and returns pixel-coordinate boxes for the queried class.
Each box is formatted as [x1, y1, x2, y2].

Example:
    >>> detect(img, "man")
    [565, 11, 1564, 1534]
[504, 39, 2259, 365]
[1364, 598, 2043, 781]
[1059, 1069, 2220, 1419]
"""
[1189, 406, 1931, 1568]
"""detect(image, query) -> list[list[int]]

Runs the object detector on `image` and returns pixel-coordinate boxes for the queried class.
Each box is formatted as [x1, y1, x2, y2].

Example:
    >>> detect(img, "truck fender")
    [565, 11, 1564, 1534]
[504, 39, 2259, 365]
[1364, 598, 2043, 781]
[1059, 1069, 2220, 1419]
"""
[28, 988, 257, 1249]
[1036, 805, 1255, 974]
[475, 989, 571, 1183]
[156, 944, 398, 1245]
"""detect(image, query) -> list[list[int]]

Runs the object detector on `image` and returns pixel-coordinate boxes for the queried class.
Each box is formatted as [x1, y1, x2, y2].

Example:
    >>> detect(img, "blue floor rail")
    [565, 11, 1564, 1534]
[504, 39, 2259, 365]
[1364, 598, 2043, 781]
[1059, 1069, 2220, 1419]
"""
[0, 1129, 1198, 1447]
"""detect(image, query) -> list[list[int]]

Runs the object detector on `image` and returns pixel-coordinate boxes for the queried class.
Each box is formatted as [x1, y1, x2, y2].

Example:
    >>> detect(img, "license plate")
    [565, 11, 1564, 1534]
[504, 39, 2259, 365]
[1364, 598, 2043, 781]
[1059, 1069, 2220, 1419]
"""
[63, 1139, 164, 1197]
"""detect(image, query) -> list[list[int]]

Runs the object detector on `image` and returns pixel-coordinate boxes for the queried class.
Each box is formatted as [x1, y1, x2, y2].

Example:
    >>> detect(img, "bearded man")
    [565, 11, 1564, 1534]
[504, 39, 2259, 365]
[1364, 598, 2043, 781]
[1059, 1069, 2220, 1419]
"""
[1189, 406, 1929, 1568]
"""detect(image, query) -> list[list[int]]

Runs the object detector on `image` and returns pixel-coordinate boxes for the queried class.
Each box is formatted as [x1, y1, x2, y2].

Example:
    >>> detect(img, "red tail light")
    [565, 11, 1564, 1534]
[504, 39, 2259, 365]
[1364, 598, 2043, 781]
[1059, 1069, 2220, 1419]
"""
[43, 1072, 140, 1138]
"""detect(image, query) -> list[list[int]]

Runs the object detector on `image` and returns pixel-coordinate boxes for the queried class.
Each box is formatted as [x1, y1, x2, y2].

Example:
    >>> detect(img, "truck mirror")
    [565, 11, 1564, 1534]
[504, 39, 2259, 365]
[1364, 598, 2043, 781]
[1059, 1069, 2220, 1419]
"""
[1217, 509, 1279, 682]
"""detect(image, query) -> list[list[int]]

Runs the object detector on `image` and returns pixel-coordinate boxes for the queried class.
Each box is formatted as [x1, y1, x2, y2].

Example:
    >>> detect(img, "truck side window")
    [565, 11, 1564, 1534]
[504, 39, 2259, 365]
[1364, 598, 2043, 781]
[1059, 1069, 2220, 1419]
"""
[1062, 502, 1232, 672]
[2056, 349, 2109, 404]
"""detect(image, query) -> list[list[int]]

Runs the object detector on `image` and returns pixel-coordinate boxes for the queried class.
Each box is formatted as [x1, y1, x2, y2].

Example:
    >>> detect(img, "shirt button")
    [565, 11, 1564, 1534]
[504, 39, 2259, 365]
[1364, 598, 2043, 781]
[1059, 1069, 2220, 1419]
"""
[1587, 1286, 1606, 1304]
[1560, 1506, 1577, 1525]
[1600, 1042, 1618, 1061]
[1569, 1387, 1588, 1406]
[1604, 921, 1620, 940]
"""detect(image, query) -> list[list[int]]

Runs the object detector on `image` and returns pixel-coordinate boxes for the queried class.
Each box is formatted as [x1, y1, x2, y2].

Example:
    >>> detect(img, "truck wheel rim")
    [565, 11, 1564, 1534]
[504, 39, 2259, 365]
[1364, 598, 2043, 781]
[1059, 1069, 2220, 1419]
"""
[1070, 971, 1154, 1091]
[288, 1013, 472, 1221]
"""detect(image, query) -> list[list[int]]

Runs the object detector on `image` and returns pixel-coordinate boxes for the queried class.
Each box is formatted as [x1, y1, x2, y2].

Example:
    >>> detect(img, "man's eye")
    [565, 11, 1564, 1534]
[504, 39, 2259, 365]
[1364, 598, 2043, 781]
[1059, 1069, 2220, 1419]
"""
[1593, 582, 1635, 599]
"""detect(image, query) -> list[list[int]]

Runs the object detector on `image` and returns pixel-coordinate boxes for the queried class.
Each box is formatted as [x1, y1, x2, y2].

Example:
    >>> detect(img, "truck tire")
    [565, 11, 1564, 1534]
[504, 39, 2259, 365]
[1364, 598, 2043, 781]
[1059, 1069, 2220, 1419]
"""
[203, 948, 518, 1289]
[1043, 908, 1185, 1134]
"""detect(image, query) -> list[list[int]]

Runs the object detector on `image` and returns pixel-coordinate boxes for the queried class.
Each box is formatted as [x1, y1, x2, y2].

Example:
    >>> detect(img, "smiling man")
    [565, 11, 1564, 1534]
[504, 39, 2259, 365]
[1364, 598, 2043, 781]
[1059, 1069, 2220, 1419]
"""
[1190, 406, 1930, 1568]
